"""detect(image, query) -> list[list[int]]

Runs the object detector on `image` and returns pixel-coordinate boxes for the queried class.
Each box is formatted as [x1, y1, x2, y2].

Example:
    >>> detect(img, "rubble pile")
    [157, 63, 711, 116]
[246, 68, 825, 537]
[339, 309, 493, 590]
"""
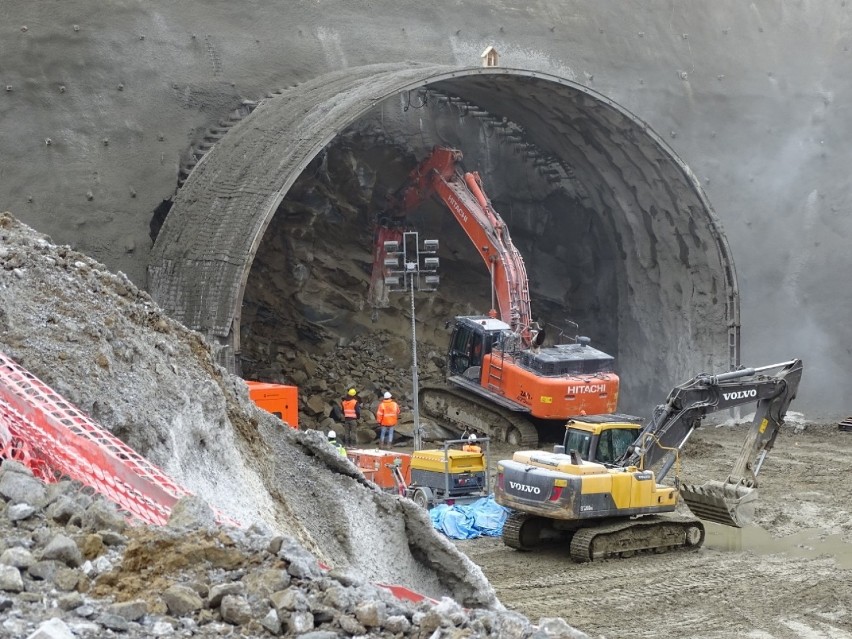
[287, 331, 454, 442]
[0, 462, 586, 638]
[0, 213, 492, 599]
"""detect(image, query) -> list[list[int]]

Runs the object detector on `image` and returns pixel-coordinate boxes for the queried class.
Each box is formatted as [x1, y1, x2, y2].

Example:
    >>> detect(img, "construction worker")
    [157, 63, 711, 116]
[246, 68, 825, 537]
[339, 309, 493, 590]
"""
[340, 388, 362, 447]
[327, 430, 346, 457]
[375, 391, 400, 449]
[462, 433, 482, 453]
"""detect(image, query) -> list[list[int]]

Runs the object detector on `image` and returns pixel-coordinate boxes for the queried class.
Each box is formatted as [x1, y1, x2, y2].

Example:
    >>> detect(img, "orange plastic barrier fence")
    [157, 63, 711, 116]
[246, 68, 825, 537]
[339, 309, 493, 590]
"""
[0, 351, 238, 526]
[0, 351, 435, 604]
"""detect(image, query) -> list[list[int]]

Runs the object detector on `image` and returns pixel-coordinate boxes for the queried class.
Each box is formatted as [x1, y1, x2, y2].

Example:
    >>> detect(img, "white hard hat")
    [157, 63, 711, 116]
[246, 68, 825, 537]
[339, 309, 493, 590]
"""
[384, 391, 392, 399]
[468, 434, 477, 441]
[327, 430, 336, 440]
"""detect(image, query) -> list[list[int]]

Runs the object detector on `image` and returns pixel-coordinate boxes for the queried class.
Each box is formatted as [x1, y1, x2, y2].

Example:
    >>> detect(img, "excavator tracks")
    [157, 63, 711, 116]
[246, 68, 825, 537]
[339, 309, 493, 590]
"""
[420, 383, 539, 447]
[502, 512, 546, 551]
[569, 515, 705, 562]
[502, 511, 705, 562]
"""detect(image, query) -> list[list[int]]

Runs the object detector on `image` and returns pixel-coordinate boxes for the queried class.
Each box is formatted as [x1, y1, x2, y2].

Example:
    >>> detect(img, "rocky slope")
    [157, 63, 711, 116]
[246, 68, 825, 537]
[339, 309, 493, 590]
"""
[0, 462, 583, 638]
[0, 211, 586, 636]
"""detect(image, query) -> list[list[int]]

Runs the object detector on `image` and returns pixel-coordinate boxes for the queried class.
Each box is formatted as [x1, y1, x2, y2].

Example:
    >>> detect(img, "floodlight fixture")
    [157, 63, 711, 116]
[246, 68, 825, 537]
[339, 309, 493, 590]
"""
[382, 230, 439, 452]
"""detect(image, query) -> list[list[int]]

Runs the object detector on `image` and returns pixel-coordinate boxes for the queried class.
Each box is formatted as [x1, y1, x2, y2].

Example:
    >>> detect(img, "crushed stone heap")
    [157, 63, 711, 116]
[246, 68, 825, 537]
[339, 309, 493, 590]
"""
[0, 461, 587, 638]
[0, 211, 507, 608]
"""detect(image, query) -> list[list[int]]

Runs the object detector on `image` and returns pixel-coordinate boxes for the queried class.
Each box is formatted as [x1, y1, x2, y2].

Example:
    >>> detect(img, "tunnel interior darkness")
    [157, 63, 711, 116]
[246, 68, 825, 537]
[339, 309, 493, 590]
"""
[149, 65, 738, 413]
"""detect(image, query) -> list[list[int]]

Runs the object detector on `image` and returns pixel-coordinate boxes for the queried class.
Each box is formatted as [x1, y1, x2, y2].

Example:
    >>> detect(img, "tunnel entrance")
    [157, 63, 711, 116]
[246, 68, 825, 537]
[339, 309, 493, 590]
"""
[148, 63, 738, 419]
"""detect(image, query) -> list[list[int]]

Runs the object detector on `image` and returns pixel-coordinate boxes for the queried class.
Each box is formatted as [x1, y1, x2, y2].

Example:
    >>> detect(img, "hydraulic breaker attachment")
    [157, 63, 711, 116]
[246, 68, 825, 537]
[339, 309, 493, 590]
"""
[680, 480, 758, 528]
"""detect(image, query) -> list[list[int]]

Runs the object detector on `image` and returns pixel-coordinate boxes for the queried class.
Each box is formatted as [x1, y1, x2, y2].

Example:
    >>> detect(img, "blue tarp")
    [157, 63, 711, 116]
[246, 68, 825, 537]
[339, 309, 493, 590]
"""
[429, 495, 510, 540]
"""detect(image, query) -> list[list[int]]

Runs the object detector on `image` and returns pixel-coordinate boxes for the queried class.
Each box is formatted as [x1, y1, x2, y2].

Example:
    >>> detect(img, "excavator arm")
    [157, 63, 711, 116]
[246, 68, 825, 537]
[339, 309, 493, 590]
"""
[372, 146, 533, 343]
[620, 359, 804, 526]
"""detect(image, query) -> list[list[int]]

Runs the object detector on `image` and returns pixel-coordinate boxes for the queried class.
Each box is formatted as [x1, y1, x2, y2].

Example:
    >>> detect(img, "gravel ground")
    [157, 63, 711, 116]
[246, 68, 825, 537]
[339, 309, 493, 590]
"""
[458, 422, 852, 638]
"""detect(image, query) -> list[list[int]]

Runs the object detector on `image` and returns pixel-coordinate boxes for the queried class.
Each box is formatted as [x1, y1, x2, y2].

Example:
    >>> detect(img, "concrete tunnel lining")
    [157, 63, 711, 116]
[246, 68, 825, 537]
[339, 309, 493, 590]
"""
[148, 62, 739, 407]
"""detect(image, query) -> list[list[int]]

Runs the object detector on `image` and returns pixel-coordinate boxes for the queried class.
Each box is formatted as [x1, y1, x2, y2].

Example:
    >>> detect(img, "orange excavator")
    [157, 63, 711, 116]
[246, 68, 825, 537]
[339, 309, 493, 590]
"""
[371, 147, 620, 447]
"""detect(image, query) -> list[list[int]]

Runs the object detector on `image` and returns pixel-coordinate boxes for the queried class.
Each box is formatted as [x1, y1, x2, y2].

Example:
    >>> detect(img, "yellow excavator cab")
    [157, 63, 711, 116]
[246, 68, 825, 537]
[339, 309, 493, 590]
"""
[559, 414, 643, 465]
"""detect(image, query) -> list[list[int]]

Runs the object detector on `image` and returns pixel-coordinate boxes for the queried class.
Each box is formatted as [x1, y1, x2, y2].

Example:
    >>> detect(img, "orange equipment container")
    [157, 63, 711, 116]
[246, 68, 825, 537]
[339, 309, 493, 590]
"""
[246, 381, 298, 429]
[347, 448, 411, 493]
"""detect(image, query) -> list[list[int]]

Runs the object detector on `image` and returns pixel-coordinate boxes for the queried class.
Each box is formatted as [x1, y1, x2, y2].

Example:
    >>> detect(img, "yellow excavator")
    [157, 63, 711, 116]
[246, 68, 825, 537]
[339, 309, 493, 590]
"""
[494, 358, 803, 561]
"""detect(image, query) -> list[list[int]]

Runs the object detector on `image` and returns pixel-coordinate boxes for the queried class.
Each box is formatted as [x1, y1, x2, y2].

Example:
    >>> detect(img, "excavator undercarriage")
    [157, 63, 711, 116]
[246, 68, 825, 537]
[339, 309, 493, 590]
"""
[419, 382, 539, 447]
[503, 511, 706, 562]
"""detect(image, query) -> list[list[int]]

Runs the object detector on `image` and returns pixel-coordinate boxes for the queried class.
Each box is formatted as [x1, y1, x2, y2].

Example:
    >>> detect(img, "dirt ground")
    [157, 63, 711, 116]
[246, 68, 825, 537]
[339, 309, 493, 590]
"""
[448, 422, 852, 639]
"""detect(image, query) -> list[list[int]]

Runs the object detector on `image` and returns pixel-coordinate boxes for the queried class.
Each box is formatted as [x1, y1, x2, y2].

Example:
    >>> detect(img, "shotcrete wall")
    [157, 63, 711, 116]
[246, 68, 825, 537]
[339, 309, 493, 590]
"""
[1, 1, 849, 414]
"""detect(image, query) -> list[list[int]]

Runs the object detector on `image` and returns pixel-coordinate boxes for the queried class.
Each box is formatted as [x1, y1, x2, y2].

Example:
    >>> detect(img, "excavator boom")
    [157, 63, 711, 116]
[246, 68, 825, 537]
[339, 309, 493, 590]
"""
[678, 359, 803, 526]
[623, 358, 803, 526]
[374, 146, 532, 340]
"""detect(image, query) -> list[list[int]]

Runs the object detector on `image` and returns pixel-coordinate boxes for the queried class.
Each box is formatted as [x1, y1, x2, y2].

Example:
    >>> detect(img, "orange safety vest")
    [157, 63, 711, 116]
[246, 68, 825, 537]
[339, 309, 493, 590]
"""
[376, 399, 400, 426]
[463, 444, 482, 453]
[342, 398, 359, 419]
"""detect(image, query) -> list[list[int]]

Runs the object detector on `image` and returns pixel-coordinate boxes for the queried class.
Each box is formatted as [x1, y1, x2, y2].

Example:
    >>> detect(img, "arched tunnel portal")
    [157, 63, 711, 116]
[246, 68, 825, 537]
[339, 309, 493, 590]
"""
[148, 63, 739, 414]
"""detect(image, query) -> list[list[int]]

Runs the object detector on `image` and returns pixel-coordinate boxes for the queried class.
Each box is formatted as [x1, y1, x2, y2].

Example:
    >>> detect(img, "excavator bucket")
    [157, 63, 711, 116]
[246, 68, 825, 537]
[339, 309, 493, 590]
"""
[679, 480, 758, 528]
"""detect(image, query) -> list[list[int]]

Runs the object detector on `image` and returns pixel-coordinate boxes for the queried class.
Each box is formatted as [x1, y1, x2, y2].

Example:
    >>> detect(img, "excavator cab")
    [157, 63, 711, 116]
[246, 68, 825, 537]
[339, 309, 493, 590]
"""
[447, 316, 511, 378]
[561, 415, 644, 465]
[444, 314, 620, 428]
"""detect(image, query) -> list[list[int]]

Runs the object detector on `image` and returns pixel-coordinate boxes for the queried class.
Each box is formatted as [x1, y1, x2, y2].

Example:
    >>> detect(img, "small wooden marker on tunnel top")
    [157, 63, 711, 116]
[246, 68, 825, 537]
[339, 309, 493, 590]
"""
[481, 46, 499, 67]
